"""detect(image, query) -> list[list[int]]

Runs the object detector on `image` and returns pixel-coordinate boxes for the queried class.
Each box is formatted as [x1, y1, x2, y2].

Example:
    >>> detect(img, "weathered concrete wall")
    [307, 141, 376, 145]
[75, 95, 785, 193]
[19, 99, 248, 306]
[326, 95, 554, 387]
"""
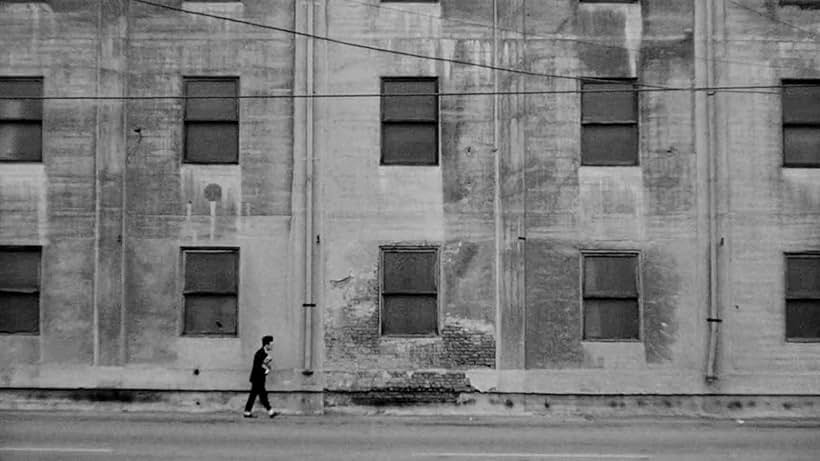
[0, 0, 315, 392]
[123, 0, 300, 388]
[3, 0, 819, 401]
[0, 2, 98, 373]
[320, 0, 498, 392]
[320, 0, 705, 394]
[714, 0, 820, 393]
[518, 0, 698, 384]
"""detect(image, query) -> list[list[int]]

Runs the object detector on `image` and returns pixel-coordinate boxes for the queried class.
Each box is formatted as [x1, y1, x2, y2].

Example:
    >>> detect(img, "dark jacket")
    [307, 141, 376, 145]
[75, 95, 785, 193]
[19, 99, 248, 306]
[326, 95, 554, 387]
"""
[249, 347, 269, 384]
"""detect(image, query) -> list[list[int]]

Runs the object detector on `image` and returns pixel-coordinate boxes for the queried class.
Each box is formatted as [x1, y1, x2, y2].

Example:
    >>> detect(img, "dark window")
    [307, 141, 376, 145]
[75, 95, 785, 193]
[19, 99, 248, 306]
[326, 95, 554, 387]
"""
[381, 247, 438, 335]
[182, 249, 238, 336]
[381, 77, 438, 165]
[184, 78, 238, 164]
[0, 78, 42, 162]
[581, 80, 638, 166]
[779, 1, 820, 8]
[583, 253, 640, 340]
[0, 247, 41, 334]
[783, 81, 820, 167]
[786, 254, 820, 340]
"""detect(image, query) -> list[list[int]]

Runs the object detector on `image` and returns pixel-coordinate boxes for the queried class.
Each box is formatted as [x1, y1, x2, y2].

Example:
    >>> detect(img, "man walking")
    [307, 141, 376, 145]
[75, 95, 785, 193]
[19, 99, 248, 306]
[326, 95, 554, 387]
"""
[243, 335, 278, 418]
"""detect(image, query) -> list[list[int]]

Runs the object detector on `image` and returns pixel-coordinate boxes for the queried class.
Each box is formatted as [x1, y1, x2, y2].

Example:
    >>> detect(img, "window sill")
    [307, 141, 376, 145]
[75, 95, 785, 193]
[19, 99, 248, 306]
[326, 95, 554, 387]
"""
[381, 334, 439, 339]
[180, 334, 238, 339]
[579, 163, 640, 168]
[181, 1, 244, 12]
[582, 338, 642, 343]
[785, 338, 820, 343]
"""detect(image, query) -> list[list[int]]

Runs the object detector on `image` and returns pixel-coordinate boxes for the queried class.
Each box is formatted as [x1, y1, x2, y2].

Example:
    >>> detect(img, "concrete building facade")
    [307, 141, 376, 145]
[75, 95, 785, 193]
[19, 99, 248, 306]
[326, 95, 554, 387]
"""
[0, 0, 818, 414]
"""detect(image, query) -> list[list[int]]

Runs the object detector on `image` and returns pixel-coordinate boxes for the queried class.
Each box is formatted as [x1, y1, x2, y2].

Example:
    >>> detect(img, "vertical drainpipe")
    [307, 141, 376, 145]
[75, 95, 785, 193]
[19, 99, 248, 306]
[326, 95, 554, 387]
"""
[120, 0, 130, 367]
[704, 0, 722, 383]
[93, 1, 102, 366]
[493, 0, 502, 371]
[302, 0, 316, 375]
[520, 0, 528, 366]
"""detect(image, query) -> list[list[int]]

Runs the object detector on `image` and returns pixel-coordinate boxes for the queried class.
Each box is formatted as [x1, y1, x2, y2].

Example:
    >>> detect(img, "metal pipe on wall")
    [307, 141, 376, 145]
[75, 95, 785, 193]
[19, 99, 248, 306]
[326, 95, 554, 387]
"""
[704, 0, 722, 383]
[492, 0, 502, 373]
[302, 0, 316, 374]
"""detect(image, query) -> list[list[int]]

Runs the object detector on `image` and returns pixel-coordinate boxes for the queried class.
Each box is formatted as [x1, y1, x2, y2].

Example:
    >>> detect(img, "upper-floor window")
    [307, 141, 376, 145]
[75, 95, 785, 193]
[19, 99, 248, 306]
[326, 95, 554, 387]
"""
[182, 248, 239, 336]
[381, 247, 438, 336]
[381, 77, 438, 166]
[184, 77, 239, 164]
[582, 252, 640, 341]
[786, 254, 820, 341]
[0, 247, 41, 334]
[0, 78, 42, 162]
[779, 1, 820, 8]
[581, 80, 638, 166]
[782, 81, 820, 167]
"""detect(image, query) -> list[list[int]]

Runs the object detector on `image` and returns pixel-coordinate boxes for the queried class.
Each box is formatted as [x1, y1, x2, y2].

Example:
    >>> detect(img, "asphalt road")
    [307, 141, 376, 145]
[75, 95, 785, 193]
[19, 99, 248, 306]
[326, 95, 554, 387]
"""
[1, 411, 818, 461]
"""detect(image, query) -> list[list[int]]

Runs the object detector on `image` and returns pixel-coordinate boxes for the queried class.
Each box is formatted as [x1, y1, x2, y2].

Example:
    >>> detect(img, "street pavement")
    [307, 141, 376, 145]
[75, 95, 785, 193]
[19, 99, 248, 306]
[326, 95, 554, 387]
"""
[1, 411, 819, 460]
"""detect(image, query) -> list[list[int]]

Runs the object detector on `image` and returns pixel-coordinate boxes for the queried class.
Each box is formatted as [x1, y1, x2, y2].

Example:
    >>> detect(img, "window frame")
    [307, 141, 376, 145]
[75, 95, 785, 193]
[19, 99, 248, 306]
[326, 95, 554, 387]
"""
[182, 76, 239, 165]
[782, 80, 820, 168]
[580, 250, 642, 342]
[784, 252, 820, 342]
[380, 76, 440, 166]
[0, 245, 42, 335]
[580, 79, 639, 167]
[180, 247, 240, 337]
[0, 77, 43, 163]
[379, 245, 440, 337]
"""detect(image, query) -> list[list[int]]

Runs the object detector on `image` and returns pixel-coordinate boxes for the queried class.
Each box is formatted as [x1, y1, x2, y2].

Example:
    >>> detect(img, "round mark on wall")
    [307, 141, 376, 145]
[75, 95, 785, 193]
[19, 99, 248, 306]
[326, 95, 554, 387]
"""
[204, 183, 222, 202]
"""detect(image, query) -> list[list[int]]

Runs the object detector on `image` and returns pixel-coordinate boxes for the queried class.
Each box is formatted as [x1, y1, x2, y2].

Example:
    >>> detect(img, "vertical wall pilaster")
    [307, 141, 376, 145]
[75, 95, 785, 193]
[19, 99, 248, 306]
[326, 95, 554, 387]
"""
[93, 0, 128, 366]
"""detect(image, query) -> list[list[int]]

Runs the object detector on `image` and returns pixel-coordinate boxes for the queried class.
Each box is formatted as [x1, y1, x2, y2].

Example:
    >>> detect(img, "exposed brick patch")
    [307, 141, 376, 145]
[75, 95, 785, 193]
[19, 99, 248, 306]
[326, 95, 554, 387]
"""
[325, 370, 476, 393]
[442, 324, 495, 368]
[324, 263, 496, 371]
[347, 391, 461, 407]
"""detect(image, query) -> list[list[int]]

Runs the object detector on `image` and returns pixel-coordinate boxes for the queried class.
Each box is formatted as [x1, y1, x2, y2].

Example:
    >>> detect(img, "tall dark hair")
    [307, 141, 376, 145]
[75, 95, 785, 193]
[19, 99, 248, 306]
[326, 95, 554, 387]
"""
[262, 335, 274, 346]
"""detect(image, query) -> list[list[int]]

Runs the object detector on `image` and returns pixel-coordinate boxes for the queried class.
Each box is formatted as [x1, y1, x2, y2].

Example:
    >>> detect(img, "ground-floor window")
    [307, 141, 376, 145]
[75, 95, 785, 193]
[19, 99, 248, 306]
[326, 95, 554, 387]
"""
[380, 246, 438, 336]
[786, 253, 820, 341]
[181, 248, 239, 336]
[582, 252, 640, 341]
[0, 246, 41, 334]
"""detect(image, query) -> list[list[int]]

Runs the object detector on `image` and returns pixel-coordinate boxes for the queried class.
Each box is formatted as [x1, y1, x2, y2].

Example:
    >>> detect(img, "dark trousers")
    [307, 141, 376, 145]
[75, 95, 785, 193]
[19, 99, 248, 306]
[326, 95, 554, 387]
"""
[244, 380, 271, 412]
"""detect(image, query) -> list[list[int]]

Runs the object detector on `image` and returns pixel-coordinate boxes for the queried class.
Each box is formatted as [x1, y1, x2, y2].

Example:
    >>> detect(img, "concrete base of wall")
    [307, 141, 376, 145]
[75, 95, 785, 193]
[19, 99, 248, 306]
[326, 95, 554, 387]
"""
[1, 390, 818, 419]
[0, 389, 325, 415]
[325, 393, 820, 419]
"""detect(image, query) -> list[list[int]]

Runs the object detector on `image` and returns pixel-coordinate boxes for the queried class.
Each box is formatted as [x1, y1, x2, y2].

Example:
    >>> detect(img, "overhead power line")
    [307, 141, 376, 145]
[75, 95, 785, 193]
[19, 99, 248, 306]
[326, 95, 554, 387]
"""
[0, 84, 803, 100]
[131, 0, 668, 89]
